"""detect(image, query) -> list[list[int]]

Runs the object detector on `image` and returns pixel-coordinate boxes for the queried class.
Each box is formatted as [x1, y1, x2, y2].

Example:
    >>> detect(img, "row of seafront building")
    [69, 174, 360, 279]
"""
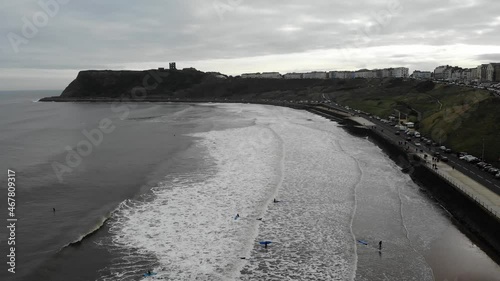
[431, 63, 500, 83]
[240, 63, 500, 83]
[240, 67, 410, 80]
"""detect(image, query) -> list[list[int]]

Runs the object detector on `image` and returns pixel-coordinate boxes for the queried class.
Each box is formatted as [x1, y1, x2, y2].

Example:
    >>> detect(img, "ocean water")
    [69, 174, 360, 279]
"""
[0, 91, 499, 281]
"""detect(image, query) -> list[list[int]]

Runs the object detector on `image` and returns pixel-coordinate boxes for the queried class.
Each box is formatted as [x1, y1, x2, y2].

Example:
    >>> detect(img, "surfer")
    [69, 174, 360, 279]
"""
[52, 208, 56, 213]
[147, 270, 151, 275]
[235, 213, 240, 220]
[273, 198, 279, 203]
[379, 241, 382, 250]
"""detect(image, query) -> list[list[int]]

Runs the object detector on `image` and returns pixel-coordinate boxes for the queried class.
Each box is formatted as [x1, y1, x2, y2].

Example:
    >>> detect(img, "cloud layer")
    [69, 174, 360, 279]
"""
[1, 0, 500, 90]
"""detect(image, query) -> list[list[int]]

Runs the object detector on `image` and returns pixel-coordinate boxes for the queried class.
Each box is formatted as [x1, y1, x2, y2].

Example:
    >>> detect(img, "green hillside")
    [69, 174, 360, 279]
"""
[331, 82, 498, 162]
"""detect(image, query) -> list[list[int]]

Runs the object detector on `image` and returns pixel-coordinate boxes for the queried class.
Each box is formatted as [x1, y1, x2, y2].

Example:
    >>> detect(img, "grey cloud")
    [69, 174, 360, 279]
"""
[476, 53, 500, 62]
[0, 0, 500, 89]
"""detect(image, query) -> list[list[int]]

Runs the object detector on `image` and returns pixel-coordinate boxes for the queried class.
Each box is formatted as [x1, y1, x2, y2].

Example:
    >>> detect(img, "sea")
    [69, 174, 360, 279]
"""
[0, 90, 499, 281]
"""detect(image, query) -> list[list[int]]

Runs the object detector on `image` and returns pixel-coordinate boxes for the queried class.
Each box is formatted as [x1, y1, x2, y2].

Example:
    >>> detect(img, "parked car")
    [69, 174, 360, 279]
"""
[457, 152, 467, 158]
[395, 131, 400, 135]
[482, 165, 493, 171]
[415, 142, 421, 147]
[487, 168, 499, 175]
[476, 162, 487, 167]
[445, 148, 452, 154]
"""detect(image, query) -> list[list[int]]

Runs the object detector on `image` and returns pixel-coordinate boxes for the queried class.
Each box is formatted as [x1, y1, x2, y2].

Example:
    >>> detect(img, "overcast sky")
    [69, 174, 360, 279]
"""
[1, 0, 500, 90]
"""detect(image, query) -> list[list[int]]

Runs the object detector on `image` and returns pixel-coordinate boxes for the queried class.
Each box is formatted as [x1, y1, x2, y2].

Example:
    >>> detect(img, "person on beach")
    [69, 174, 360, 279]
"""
[53, 208, 55, 212]
[379, 241, 382, 250]
[235, 213, 240, 220]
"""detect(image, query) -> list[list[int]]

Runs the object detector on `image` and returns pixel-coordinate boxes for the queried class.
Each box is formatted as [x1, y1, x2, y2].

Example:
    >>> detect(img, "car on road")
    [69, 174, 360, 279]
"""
[395, 131, 400, 135]
[406, 137, 412, 141]
[439, 156, 449, 162]
[445, 148, 452, 154]
[415, 142, 421, 147]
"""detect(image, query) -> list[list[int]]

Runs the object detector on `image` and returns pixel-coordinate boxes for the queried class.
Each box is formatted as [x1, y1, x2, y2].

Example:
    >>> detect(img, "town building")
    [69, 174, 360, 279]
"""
[461, 69, 473, 83]
[169, 62, 176, 70]
[477, 64, 489, 81]
[241, 73, 261, 79]
[434, 65, 449, 80]
[284, 73, 304, 79]
[303, 71, 328, 79]
[329, 71, 354, 79]
[355, 69, 375, 78]
[487, 63, 500, 82]
[391, 67, 409, 78]
[241, 72, 282, 79]
[260, 72, 282, 79]
[411, 70, 432, 80]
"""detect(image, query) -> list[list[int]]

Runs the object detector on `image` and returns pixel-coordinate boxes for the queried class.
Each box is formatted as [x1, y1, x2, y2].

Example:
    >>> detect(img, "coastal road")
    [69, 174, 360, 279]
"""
[323, 102, 500, 196]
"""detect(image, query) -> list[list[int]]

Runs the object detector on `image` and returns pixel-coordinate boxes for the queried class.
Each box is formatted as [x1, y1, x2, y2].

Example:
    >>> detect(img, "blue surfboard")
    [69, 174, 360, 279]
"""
[143, 272, 157, 277]
[357, 240, 368, 245]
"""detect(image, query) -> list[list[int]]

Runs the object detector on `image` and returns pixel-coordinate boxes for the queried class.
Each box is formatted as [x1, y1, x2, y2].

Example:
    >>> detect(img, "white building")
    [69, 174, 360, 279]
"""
[487, 63, 500, 82]
[303, 71, 328, 79]
[461, 69, 473, 82]
[261, 72, 282, 79]
[434, 65, 449, 80]
[241, 73, 261, 79]
[451, 68, 462, 81]
[391, 67, 409, 78]
[284, 73, 304, 79]
[477, 64, 489, 81]
[241, 72, 282, 79]
[355, 69, 375, 78]
[411, 70, 432, 80]
[330, 71, 354, 79]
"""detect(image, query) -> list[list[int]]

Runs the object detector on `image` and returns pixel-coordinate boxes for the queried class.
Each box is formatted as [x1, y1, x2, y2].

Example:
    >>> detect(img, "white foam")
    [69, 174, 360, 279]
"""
[106, 120, 283, 280]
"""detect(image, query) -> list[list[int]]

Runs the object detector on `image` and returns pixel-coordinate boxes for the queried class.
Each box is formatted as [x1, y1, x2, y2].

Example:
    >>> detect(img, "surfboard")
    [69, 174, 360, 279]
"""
[143, 272, 157, 277]
[357, 240, 368, 245]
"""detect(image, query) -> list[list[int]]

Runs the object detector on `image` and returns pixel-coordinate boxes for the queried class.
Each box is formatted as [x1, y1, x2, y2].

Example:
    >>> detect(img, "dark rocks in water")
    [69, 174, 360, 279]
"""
[401, 167, 411, 173]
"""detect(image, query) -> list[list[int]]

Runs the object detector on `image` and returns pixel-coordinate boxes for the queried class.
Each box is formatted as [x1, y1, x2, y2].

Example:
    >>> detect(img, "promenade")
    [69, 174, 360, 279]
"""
[417, 152, 500, 221]
[347, 114, 500, 222]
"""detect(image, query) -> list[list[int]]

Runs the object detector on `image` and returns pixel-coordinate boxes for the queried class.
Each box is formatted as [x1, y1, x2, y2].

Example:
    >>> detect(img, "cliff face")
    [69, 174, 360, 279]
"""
[60, 69, 209, 98]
